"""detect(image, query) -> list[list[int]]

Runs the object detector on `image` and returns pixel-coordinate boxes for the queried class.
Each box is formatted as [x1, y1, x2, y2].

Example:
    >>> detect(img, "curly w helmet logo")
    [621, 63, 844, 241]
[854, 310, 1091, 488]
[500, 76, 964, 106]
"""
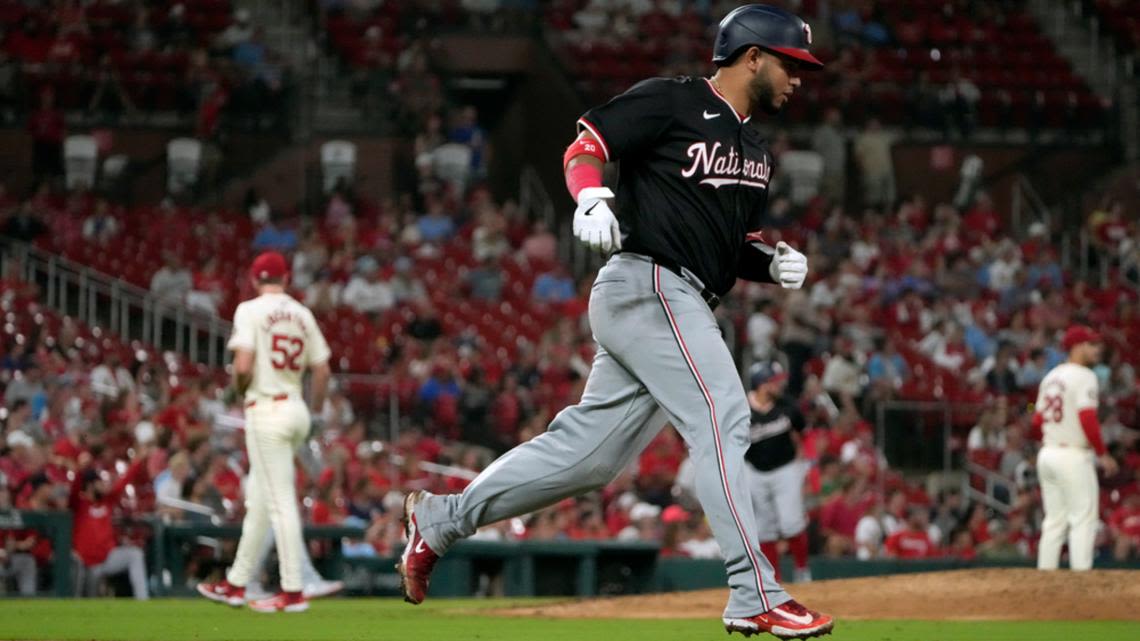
[803, 23, 812, 45]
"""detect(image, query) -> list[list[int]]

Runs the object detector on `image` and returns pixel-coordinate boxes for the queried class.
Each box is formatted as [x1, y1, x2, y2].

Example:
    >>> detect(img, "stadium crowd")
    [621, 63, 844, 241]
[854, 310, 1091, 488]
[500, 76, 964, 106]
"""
[1, 0, 1139, 600]
[545, 0, 1108, 134]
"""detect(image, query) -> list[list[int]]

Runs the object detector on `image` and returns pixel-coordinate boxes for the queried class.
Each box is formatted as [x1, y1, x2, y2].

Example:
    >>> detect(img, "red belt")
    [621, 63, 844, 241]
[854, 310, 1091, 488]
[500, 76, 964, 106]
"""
[1053, 442, 1091, 450]
[245, 394, 289, 408]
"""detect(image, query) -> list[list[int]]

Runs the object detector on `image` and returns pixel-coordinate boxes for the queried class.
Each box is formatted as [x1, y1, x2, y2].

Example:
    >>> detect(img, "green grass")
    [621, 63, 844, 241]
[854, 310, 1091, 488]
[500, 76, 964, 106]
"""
[0, 599, 1132, 641]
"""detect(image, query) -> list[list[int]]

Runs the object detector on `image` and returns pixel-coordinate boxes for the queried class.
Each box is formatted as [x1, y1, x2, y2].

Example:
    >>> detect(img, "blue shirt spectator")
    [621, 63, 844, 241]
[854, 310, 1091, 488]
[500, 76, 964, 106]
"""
[252, 223, 297, 252]
[867, 350, 909, 384]
[1026, 258, 1063, 290]
[964, 324, 996, 361]
[532, 271, 575, 303]
[420, 375, 460, 406]
[233, 41, 266, 71]
[418, 211, 456, 243]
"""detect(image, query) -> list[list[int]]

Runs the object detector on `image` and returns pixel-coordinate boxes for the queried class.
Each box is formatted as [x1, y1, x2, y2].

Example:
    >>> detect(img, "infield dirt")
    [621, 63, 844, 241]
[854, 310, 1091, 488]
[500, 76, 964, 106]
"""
[496, 568, 1140, 621]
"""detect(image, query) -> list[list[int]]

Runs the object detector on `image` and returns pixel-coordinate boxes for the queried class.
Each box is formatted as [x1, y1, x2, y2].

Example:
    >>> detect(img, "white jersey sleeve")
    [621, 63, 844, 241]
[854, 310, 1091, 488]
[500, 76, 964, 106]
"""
[228, 302, 256, 352]
[302, 308, 331, 367]
[1073, 367, 1099, 412]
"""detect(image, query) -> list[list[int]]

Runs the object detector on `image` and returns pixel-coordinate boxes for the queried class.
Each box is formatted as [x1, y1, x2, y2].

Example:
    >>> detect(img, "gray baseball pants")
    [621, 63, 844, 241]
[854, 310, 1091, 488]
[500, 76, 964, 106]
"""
[416, 253, 788, 617]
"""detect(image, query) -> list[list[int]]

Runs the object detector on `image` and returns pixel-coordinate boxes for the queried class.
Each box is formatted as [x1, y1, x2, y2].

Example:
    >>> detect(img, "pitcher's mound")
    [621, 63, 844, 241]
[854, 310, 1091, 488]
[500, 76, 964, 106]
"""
[497, 569, 1140, 620]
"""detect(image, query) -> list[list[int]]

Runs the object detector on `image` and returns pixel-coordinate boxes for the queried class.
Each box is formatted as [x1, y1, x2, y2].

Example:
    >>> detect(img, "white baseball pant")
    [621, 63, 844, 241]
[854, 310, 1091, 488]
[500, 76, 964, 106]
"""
[1036, 445, 1099, 571]
[227, 398, 310, 592]
[747, 460, 809, 543]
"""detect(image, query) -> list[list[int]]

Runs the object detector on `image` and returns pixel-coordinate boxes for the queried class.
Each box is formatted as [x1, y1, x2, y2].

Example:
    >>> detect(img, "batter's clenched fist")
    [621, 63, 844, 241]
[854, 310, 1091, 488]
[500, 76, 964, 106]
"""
[573, 187, 621, 254]
[768, 241, 808, 289]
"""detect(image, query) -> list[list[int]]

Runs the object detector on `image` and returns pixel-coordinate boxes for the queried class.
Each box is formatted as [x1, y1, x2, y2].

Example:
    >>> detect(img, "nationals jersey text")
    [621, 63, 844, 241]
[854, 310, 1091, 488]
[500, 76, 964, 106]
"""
[577, 76, 774, 296]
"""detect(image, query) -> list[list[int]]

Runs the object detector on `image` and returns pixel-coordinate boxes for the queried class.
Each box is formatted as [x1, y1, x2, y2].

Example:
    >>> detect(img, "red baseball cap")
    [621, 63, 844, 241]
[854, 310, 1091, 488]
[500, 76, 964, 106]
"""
[1061, 325, 1101, 351]
[249, 251, 289, 282]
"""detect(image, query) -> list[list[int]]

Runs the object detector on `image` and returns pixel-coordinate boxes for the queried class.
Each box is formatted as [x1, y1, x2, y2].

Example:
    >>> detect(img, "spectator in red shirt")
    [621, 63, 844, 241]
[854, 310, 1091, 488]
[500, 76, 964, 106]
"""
[947, 527, 977, 561]
[962, 192, 1001, 244]
[637, 428, 683, 504]
[71, 451, 150, 599]
[1110, 492, 1140, 561]
[884, 507, 938, 559]
[28, 89, 65, 181]
[820, 478, 869, 556]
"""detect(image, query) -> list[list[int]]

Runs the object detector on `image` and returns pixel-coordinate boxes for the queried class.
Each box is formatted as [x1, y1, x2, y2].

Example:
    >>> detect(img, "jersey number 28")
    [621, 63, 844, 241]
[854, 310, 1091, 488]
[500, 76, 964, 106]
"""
[271, 334, 304, 371]
[1042, 394, 1063, 422]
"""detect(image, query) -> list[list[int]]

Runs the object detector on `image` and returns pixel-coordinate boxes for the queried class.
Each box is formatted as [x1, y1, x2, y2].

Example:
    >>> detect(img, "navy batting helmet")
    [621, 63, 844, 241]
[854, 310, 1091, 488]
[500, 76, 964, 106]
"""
[749, 361, 788, 389]
[712, 4, 824, 70]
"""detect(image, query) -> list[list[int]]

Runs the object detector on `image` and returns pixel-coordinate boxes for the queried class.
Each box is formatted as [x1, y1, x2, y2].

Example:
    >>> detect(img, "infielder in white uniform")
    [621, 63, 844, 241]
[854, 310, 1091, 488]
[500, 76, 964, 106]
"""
[1033, 324, 1117, 571]
[198, 251, 332, 612]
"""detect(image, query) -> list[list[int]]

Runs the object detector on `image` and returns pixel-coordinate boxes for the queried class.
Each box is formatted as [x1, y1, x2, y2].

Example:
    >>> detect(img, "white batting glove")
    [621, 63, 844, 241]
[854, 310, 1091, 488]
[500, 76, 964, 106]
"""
[572, 187, 622, 254]
[768, 241, 808, 289]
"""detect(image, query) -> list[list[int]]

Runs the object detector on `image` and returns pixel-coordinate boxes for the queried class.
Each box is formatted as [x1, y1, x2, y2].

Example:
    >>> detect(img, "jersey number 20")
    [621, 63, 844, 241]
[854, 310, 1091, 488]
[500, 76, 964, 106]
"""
[271, 334, 304, 371]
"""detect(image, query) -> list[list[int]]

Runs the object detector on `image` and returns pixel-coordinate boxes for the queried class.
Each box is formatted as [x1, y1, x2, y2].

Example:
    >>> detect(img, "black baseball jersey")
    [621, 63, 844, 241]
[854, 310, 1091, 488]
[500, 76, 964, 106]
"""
[743, 398, 805, 472]
[578, 76, 774, 296]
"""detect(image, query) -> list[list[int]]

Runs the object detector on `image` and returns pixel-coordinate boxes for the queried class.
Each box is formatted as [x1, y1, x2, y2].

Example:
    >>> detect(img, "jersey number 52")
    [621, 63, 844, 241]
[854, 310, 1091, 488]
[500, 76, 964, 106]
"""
[271, 334, 304, 371]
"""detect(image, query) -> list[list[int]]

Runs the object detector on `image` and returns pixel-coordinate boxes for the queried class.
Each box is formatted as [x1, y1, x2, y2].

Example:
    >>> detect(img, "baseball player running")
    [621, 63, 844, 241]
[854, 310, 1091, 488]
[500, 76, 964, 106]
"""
[1033, 324, 1116, 571]
[745, 362, 812, 584]
[198, 251, 332, 612]
[399, 5, 833, 638]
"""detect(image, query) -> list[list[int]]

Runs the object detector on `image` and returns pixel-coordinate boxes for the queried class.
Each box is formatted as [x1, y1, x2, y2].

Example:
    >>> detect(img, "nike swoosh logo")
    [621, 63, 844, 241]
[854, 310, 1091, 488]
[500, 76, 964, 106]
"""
[703, 110, 721, 120]
[584, 202, 598, 216]
[415, 539, 427, 554]
[774, 607, 814, 626]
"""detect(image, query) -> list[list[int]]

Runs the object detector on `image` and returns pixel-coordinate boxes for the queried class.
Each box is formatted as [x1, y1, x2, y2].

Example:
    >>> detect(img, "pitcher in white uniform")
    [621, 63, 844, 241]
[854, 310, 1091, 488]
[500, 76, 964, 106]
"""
[1033, 324, 1117, 571]
[198, 251, 332, 612]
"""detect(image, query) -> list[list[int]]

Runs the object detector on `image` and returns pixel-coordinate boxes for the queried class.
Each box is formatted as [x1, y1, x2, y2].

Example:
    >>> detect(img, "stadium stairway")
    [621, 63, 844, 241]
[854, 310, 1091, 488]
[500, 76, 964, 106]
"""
[1028, 0, 1139, 158]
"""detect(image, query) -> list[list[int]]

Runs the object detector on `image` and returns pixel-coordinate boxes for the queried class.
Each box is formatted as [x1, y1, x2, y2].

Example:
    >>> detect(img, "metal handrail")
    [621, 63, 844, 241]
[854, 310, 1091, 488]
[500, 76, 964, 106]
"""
[964, 460, 1015, 515]
[1010, 173, 1051, 234]
[0, 239, 232, 369]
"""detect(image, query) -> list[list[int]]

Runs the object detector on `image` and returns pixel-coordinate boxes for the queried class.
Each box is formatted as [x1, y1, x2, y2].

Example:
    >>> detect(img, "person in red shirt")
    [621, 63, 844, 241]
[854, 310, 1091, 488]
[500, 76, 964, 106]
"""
[28, 88, 65, 181]
[70, 449, 149, 599]
[819, 478, 869, 556]
[1110, 493, 1140, 561]
[884, 507, 938, 559]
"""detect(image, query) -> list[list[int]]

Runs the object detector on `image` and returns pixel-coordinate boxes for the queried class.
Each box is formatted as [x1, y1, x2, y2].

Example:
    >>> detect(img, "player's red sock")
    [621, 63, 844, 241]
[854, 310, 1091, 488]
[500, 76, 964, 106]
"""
[760, 541, 781, 581]
[788, 530, 809, 571]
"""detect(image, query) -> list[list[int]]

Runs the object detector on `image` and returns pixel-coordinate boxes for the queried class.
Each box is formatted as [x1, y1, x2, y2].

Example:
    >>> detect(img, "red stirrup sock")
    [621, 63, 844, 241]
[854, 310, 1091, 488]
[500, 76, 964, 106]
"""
[789, 531, 809, 571]
[760, 541, 782, 582]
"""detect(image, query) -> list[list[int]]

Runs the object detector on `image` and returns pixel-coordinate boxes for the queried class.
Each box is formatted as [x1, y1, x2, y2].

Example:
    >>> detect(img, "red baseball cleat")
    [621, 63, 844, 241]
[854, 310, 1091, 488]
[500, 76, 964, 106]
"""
[723, 600, 835, 639]
[248, 591, 309, 613]
[396, 490, 440, 605]
[197, 580, 245, 607]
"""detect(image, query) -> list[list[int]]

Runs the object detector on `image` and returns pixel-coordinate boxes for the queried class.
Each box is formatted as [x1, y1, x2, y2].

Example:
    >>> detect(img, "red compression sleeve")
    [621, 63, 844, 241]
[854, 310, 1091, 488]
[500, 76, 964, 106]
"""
[565, 161, 603, 203]
[564, 137, 606, 202]
[1030, 412, 1044, 441]
[1078, 408, 1107, 456]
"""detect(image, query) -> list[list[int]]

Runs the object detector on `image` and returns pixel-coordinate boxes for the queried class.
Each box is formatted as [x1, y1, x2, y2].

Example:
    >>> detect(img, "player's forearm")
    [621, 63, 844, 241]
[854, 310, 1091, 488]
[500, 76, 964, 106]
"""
[309, 362, 331, 414]
[233, 372, 252, 396]
[737, 241, 778, 283]
[231, 349, 254, 396]
[564, 133, 606, 202]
